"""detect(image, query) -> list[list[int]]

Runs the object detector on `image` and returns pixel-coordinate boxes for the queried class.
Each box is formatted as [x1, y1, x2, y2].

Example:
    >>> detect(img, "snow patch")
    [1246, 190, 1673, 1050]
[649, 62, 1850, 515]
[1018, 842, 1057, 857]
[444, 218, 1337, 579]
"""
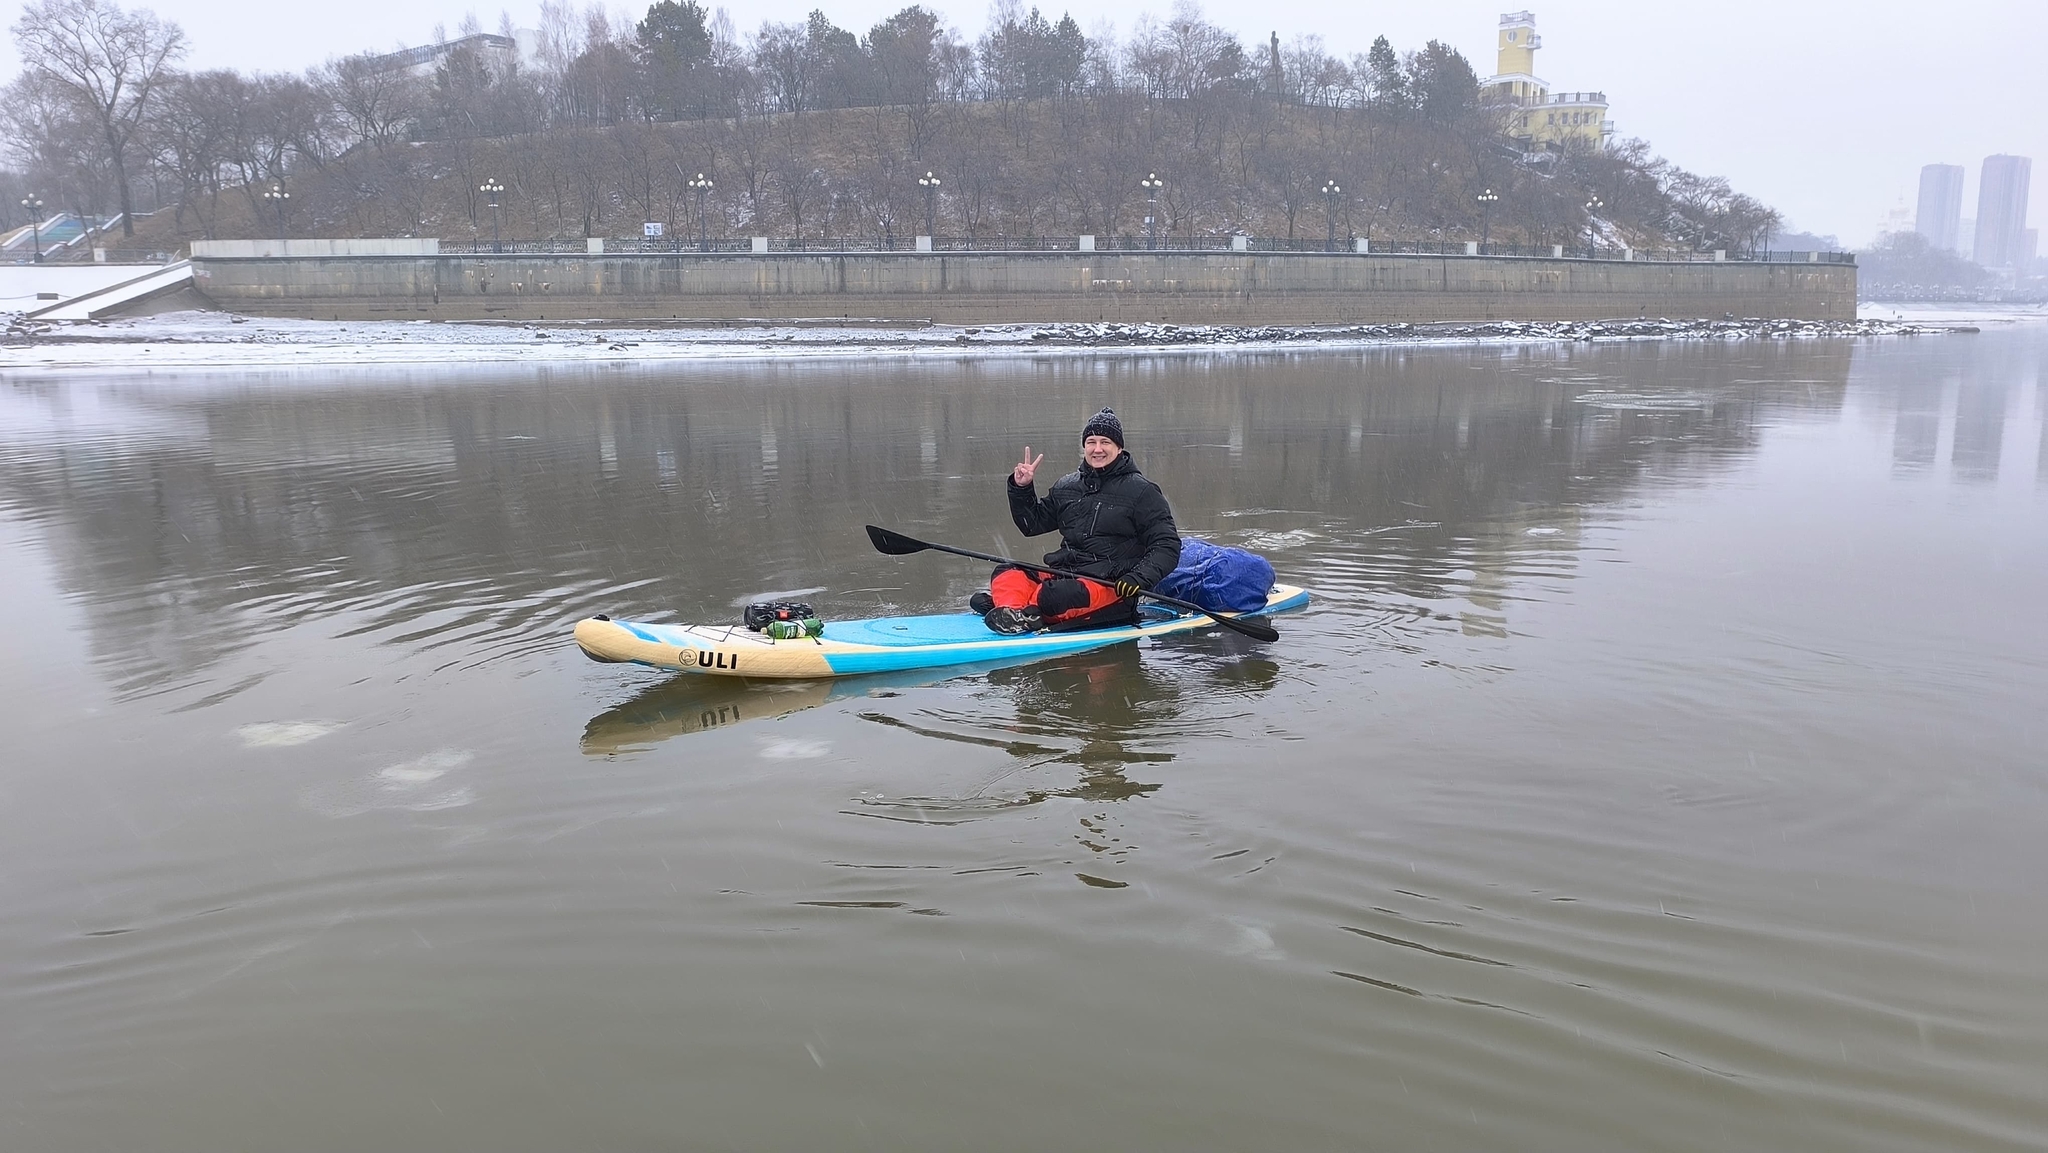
[237, 720, 344, 748]
[300, 748, 476, 817]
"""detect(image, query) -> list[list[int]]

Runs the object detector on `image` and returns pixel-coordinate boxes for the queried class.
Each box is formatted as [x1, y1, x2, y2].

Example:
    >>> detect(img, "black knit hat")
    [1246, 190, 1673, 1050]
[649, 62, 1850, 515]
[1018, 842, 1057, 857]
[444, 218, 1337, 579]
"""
[1081, 407, 1125, 448]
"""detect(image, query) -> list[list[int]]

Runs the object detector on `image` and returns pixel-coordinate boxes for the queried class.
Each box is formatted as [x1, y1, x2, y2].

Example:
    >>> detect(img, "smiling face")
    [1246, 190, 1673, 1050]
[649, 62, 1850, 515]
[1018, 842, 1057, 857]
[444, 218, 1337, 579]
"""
[1082, 434, 1120, 468]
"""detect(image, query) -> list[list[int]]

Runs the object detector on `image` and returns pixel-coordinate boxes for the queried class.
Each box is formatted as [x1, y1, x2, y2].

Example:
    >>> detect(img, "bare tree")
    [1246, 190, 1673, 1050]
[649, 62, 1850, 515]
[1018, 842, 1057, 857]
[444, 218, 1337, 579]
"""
[1280, 35, 1350, 111]
[319, 55, 423, 149]
[149, 69, 235, 233]
[769, 116, 822, 238]
[721, 112, 772, 221]
[12, 0, 185, 236]
[3, 70, 103, 218]
[752, 20, 814, 115]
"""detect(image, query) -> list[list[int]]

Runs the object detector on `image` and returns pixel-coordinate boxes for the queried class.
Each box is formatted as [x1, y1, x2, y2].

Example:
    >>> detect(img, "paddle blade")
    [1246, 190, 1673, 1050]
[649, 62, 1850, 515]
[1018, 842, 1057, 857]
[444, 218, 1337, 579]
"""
[865, 525, 930, 556]
[1226, 617, 1281, 643]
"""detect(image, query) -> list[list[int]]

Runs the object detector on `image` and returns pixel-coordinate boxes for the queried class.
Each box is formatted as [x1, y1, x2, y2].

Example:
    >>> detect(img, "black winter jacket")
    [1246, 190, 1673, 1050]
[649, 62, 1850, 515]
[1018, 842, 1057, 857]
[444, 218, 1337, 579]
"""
[1007, 451, 1182, 588]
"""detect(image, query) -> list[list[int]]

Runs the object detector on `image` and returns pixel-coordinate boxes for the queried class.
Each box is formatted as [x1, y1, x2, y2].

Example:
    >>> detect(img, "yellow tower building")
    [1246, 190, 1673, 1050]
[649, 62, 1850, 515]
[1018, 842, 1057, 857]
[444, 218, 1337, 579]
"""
[1479, 12, 1611, 152]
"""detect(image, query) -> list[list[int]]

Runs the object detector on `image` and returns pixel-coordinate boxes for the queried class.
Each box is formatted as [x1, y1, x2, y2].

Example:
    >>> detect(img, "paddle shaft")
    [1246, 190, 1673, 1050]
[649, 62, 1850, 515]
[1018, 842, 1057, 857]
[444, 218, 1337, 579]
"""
[866, 526, 1280, 643]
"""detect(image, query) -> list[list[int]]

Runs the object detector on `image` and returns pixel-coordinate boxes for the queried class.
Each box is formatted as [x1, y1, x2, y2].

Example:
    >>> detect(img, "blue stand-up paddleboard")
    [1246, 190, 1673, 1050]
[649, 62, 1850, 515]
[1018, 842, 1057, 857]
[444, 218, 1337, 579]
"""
[574, 583, 1309, 680]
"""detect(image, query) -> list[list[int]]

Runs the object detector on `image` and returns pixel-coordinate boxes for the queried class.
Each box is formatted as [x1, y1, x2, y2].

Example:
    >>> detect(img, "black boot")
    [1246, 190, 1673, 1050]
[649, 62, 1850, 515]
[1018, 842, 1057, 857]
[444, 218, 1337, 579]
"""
[968, 591, 995, 616]
[983, 605, 1044, 635]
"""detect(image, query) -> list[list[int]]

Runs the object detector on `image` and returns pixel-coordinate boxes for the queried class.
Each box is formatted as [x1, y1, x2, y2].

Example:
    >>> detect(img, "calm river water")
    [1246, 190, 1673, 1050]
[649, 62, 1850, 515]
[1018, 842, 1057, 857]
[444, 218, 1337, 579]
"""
[3, 330, 2045, 1151]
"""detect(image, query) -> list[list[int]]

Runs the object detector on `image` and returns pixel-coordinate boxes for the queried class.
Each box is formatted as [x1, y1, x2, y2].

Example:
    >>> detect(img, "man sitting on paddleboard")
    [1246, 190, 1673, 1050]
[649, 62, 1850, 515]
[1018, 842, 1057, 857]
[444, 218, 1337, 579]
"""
[975, 408, 1183, 635]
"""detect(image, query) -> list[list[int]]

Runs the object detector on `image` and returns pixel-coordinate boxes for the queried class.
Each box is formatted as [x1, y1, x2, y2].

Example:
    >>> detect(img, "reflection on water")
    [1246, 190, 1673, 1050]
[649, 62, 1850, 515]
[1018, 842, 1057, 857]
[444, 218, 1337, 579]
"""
[852, 637, 1282, 811]
[581, 674, 843, 752]
[1953, 379, 2008, 482]
[2, 330, 2046, 1151]
[0, 340, 1864, 699]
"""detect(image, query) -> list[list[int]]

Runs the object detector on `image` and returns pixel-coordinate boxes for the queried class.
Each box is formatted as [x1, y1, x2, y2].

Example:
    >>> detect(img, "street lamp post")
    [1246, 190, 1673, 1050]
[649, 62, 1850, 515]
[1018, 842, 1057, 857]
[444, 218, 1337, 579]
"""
[687, 172, 713, 252]
[263, 182, 291, 245]
[1322, 179, 1342, 252]
[918, 171, 940, 239]
[1141, 172, 1164, 250]
[479, 178, 505, 253]
[1583, 195, 1603, 258]
[20, 195, 43, 262]
[1475, 188, 1499, 252]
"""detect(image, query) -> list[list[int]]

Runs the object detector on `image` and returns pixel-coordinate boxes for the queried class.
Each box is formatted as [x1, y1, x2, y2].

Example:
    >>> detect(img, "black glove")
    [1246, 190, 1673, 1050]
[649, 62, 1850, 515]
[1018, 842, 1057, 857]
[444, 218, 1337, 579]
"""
[1114, 577, 1144, 600]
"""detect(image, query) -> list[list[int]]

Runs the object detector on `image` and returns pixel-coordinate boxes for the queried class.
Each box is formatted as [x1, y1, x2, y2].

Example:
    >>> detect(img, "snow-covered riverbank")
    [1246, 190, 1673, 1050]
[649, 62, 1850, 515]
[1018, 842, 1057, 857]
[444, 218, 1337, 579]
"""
[1, 309, 1981, 374]
[1856, 300, 2048, 326]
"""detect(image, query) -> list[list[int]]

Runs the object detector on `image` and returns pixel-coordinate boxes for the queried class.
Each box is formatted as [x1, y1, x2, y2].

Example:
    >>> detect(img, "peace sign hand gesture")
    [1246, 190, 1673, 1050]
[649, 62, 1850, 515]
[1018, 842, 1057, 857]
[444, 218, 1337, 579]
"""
[1012, 447, 1045, 487]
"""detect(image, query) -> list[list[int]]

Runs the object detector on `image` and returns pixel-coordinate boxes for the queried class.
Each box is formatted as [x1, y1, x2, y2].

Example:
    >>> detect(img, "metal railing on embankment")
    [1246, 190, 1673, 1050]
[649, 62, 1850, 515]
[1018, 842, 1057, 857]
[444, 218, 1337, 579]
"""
[434, 236, 1854, 264]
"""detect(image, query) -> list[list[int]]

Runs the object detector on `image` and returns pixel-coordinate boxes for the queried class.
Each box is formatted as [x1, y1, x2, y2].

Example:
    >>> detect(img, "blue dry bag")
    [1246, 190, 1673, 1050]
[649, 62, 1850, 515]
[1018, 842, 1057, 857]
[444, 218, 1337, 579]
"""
[1155, 539, 1276, 613]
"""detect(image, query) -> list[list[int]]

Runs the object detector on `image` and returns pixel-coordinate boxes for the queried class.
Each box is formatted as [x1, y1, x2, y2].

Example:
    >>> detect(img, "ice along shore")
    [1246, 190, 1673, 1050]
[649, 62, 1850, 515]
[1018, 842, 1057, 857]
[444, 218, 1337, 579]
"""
[0, 311, 1981, 374]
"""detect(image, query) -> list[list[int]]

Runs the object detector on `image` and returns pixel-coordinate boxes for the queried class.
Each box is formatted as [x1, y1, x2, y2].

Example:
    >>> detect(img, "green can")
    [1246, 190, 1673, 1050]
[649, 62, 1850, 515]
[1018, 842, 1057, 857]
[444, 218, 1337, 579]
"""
[766, 617, 823, 640]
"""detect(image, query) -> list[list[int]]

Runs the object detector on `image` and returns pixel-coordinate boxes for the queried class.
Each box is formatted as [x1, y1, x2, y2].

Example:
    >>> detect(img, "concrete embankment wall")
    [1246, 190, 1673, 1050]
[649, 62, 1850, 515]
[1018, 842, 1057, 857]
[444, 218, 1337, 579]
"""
[189, 251, 1856, 324]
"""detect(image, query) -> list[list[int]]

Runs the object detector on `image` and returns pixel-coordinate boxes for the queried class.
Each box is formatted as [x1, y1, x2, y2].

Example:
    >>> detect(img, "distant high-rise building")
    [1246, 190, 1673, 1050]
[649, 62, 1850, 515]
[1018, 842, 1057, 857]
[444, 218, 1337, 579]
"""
[1960, 218, 1975, 260]
[1915, 164, 1965, 251]
[1972, 155, 2032, 270]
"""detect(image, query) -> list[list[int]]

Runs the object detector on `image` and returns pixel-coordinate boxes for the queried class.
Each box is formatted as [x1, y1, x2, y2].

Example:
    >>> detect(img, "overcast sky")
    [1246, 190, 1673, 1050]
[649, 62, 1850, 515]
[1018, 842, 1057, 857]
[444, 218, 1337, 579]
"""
[4, 0, 2042, 246]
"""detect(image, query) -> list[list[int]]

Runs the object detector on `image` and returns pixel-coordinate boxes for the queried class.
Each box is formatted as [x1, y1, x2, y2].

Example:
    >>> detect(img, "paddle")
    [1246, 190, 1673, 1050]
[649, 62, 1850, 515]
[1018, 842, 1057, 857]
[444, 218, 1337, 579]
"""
[865, 524, 1281, 644]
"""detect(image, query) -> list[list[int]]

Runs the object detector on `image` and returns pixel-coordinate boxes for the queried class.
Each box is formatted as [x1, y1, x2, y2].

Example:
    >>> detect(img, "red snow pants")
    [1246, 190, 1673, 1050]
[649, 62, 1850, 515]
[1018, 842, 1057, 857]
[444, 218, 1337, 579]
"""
[988, 566, 1125, 624]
